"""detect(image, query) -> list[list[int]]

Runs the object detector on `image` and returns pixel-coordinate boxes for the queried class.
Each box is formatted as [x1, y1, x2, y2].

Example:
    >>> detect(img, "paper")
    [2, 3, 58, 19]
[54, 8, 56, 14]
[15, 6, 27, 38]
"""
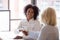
[28, 31, 40, 39]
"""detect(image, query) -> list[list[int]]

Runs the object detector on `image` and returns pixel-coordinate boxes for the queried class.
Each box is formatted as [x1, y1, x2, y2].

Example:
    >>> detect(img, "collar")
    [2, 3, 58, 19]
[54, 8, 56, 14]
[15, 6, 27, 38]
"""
[26, 18, 34, 23]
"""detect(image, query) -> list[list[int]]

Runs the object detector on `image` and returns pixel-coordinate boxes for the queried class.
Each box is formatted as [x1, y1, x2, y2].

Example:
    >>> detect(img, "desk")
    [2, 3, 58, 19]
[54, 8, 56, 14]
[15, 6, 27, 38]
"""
[0, 32, 23, 40]
[0, 31, 38, 40]
[0, 32, 27, 40]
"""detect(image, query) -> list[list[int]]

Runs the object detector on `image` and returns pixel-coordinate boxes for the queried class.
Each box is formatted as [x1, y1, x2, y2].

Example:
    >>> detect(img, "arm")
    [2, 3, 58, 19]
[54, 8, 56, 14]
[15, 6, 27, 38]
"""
[16, 21, 28, 36]
[14, 21, 23, 34]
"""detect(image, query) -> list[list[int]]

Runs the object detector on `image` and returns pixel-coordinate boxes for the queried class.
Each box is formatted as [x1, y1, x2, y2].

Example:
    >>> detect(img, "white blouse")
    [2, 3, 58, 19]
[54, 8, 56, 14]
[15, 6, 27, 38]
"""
[37, 25, 59, 40]
[15, 18, 41, 40]
[14, 19, 41, 39]
[17, 18, 41, 32]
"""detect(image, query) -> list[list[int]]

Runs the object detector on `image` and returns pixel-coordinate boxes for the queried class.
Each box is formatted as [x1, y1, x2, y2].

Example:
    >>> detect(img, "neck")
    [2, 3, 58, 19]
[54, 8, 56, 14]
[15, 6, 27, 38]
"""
[27, 18, 33, 22]
[27, 18, 30, 22]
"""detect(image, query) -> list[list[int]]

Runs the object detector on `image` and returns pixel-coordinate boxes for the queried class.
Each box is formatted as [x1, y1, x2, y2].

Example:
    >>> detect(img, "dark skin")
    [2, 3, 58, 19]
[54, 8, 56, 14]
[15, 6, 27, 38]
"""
[14, 8, 34, 39]
[14, 36, 23, 39]
[19, 8, 34, 36]
[19, 30, 28, 36]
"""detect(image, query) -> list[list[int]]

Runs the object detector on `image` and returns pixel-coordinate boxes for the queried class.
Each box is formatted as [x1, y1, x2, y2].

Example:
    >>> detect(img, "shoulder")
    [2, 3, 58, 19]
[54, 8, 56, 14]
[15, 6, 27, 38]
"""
[34, 20, 40, 24]
[41, 25, 51, 33]
[34, 20, 41, 27]
[54, 26, 59, 33]
[20, 19, 27, 23]
[19, 19, 27, 25]
[41, 25, 59, 33]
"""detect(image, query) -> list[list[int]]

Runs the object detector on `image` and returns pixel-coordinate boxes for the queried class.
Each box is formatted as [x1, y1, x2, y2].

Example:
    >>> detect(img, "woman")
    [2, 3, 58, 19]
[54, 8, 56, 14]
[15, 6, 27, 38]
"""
[37, 7, 59, 40]
[14, 4, 41, 40]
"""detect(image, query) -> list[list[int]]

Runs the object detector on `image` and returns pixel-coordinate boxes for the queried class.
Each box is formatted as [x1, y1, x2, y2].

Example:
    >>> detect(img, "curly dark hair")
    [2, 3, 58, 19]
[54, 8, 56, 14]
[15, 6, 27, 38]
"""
[24, 4, 39, 20]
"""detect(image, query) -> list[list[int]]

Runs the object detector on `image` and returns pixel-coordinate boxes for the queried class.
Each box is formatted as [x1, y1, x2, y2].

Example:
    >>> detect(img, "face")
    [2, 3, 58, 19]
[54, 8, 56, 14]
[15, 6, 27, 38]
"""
[26, 8, 34, 20]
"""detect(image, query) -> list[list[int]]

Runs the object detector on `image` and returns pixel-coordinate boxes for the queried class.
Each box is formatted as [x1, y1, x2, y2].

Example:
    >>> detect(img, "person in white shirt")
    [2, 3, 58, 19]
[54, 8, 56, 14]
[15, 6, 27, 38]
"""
[14, 4, 41, 40]
[37, 7, 59, 40]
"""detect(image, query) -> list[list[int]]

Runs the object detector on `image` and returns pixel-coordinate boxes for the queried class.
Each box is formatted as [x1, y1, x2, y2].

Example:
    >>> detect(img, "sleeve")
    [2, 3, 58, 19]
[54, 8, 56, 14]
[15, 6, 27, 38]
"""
[14, 21, 24, 34]
[37, 27, 47, 40]
[17, 21, 23, 30]
[34, 21, 42, 31]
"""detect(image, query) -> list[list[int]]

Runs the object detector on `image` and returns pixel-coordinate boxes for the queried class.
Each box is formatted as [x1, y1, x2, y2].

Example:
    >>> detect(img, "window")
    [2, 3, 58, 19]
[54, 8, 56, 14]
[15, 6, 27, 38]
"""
[0, 11, 9, 31]
[0, 0, 9, 31]
[10, 0, 31, 19]
[0, 0, 2, 9]
[0, 0, 9, 10]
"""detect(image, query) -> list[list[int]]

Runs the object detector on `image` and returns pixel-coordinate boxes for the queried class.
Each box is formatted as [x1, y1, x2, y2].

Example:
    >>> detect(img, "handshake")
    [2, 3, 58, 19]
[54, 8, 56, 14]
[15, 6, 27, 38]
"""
[19, 30, 28, 36]
[14, 30, 28, 39]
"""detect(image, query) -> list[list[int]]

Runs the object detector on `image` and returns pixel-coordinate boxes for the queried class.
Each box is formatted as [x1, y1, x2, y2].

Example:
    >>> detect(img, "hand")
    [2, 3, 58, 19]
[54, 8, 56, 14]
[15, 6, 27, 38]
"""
[22, 30, 28, 36]
[14, 36, 23, 39]
[19, 30, 23, 32]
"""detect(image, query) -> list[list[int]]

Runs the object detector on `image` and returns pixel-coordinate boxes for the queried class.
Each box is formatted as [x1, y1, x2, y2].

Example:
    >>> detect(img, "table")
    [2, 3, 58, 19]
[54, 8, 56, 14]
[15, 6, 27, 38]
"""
[0, 32, 24, 40]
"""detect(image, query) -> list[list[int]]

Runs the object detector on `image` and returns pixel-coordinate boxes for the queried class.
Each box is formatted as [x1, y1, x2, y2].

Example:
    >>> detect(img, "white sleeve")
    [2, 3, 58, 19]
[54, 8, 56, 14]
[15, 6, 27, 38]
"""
[14, 21, 24, 34]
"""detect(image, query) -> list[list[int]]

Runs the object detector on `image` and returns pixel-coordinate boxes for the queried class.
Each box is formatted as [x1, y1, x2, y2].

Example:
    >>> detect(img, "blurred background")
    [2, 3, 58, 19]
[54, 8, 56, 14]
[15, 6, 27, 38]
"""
[0, 0, 60, 40]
